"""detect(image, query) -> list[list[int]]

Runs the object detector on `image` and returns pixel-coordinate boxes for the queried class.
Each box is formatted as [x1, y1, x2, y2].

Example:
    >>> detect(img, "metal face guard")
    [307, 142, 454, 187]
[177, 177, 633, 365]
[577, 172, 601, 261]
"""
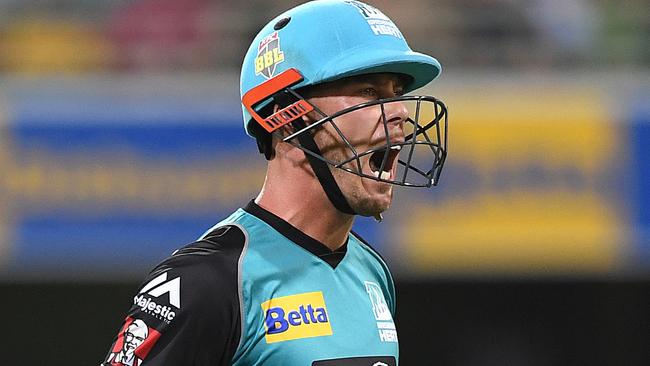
[283, 95, 448, 187]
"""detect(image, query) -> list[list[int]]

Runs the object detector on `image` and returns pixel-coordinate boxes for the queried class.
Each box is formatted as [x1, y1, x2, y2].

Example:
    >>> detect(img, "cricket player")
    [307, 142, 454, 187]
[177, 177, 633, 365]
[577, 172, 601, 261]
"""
[102, 1, 448, 365]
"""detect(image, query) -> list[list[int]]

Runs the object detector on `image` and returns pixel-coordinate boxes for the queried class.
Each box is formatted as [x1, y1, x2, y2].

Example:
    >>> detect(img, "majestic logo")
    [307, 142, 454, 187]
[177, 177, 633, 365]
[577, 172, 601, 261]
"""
[103, 317, 161, 366]
[132, 295, 177, 322]
[261, 291, 333, 343]
[132, 271, 181, 322]
[365, 281, 398, 343]
[139, 271, 181, 308]
[255, 31, 285, 79]
[344, 1, 403, 39]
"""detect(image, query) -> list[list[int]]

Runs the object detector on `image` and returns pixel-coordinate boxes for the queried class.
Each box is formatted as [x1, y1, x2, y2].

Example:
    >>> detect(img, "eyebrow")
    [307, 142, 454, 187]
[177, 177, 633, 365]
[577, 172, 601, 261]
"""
[300, 73, 407, 98]
[347, 74, 406, 88]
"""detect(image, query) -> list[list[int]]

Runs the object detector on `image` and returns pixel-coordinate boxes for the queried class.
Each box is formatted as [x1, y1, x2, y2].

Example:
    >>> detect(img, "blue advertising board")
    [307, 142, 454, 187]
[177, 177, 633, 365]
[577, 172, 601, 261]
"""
[0, 80, 647, 280]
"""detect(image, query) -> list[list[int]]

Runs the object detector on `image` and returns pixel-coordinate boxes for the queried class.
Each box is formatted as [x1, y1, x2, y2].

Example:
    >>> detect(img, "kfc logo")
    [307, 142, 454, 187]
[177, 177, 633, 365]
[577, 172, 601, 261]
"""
[104, 317, 161, 366]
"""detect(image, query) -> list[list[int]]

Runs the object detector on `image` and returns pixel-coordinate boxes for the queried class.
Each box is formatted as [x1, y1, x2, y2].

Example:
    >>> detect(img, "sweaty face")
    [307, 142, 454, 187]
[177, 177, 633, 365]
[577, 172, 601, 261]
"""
[303, 73, 409, 216]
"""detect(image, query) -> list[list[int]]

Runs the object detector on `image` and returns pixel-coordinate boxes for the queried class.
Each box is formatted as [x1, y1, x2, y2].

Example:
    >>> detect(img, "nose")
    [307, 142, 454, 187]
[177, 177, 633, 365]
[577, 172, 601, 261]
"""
[382, 99, 408, 135]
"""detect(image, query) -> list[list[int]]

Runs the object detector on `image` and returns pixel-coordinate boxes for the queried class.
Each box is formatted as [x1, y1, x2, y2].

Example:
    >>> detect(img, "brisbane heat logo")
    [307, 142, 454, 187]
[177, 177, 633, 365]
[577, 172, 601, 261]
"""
[261, 291, 332, 343]
[255, 31, 285, 79]
[344, 0, 403, 39]
[365, 281, 398, 343]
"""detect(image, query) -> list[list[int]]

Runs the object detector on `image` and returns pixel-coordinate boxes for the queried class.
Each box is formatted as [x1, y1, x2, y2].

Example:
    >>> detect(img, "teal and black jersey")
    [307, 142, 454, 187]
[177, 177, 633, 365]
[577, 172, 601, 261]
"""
[102, 201, 398, 366]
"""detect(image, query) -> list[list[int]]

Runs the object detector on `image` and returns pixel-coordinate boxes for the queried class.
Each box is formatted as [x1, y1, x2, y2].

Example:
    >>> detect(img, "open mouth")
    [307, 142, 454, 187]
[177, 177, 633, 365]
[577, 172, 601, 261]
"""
[369, 145, 401, 181]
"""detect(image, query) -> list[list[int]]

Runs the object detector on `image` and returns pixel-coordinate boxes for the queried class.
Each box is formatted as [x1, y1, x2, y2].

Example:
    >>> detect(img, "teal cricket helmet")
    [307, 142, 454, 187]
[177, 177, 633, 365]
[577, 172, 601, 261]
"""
[239, 0, 442, 137]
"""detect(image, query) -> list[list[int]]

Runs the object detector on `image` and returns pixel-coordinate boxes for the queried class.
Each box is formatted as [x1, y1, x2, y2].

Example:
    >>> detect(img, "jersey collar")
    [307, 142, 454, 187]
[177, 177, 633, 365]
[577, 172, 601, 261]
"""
[243, 200, 348, 269]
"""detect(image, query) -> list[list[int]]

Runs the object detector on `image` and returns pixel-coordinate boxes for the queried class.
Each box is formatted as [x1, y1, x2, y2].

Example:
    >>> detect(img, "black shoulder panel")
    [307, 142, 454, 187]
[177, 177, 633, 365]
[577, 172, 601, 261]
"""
[101, 224, 247, 366]
[169, 224, 247, 259]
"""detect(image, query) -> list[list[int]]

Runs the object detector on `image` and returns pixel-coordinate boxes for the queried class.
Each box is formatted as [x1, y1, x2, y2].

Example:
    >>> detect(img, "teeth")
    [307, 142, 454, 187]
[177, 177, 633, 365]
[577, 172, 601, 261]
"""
[372, 170, 391, 180]
[390, 146, 402, 151]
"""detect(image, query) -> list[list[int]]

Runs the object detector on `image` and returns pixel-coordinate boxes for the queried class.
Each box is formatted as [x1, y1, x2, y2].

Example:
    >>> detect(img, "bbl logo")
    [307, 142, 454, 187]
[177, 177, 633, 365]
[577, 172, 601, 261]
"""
[255, 31, 285, 79]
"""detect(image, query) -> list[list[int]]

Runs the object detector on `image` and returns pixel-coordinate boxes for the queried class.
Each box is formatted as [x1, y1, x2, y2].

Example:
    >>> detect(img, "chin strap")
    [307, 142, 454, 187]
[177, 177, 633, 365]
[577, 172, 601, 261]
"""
[292, 120, 356, 215]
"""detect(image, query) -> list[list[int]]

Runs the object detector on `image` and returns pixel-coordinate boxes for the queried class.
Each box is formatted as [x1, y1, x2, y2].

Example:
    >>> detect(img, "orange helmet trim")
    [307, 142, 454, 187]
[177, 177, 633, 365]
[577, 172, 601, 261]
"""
[242, 68, 314, 133]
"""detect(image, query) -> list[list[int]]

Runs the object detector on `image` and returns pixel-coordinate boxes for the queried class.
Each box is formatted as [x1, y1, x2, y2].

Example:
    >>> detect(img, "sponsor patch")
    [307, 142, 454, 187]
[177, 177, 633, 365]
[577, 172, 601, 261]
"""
[344, 1, 403, 39]
[261, 291, 333, 343]
[104, 317, 161, 366]
[255, 31, 285, 79]
[133, 271, 181, 323]
[312, 356, 396, 366]
[365, 281, 398, 343]
[133, 294, 177, 323]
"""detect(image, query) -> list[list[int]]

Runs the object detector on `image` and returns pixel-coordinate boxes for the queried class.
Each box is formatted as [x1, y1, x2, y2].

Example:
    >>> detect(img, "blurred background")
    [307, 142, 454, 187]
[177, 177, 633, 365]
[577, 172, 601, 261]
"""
[0, 0, 648, 364]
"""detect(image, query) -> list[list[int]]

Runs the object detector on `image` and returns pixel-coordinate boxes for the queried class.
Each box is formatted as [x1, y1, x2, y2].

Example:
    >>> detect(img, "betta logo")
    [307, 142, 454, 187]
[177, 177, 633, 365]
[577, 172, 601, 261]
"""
[255, 31, 285, 79]
[261, 291, 333, 343]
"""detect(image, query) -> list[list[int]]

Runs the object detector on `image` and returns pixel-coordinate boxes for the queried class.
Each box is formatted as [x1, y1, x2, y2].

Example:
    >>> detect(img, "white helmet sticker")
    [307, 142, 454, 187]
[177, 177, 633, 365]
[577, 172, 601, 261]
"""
[344, 1, 403, 39]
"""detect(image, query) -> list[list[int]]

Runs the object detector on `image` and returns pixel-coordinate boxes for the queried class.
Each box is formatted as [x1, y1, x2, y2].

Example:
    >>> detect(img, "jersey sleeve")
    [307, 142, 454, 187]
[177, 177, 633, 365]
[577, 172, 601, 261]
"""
[101, 225, 246, 366]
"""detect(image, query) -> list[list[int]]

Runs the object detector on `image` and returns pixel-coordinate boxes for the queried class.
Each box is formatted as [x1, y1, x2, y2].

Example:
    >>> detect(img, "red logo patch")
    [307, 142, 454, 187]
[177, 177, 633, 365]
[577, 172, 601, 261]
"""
[105, 317, 161, 366]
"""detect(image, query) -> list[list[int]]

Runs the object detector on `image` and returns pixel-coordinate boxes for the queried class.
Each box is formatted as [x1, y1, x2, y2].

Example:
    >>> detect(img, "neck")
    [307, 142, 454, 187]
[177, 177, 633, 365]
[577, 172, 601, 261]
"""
[255, 166, 354, 251]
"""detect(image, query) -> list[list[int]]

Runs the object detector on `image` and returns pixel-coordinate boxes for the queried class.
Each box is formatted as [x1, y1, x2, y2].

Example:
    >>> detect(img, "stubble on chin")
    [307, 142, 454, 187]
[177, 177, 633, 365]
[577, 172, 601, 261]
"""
[312, 129, 391, 217]
[330, 165, 392, 217]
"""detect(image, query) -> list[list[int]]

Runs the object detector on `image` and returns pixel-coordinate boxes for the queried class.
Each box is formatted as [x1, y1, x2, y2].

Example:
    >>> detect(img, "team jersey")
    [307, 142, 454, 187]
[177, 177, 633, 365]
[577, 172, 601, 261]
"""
[102, 200, 399, 365]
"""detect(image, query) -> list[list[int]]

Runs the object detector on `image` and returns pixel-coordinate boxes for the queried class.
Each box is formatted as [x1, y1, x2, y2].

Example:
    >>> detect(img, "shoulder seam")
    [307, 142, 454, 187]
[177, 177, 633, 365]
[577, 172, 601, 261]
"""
[169, 224, 247, 260]
[198, 222, 251, 357]
[198, 221, 251, 360]
[172, 221, 250, 362]
[229, 222, 250, 359]
[350, 230, 389, 266]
